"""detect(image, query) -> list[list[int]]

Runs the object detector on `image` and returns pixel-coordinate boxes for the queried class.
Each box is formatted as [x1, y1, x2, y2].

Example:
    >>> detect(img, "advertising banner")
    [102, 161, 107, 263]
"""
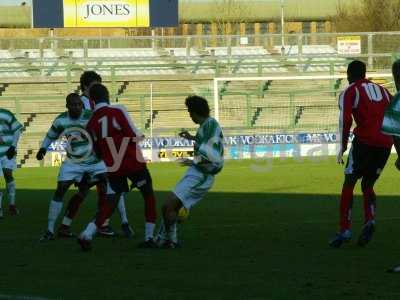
[63, 0, 150, 27]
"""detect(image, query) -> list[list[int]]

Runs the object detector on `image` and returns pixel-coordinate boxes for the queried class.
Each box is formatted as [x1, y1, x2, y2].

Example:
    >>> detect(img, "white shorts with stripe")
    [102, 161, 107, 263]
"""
[58, 159, 107, 183]
[173, 166, 215, 209]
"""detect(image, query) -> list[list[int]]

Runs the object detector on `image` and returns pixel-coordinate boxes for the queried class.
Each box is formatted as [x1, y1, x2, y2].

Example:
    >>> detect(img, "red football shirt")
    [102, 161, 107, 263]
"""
[87, 103, 146, 176]
[339, 79, 393, 150]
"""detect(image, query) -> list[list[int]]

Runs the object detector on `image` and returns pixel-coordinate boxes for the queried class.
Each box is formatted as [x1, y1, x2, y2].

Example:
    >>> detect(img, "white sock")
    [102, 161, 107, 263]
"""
[118, 194, 129, 224]
[81, 222, 97, 240]
[145, 222, 155, 241]
[47, 200, 63, 233]
[62, 217, 72, 226]
[170, 222, 178, 243]
[102, 218, 110, 227]
[156, 219, 167, 241]
[6, 181, 16, 205]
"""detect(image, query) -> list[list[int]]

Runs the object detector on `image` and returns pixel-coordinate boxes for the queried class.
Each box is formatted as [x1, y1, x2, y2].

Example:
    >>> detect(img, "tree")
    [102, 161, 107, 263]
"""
[335, 0, 400, 32]
[212, 0, 250, 35]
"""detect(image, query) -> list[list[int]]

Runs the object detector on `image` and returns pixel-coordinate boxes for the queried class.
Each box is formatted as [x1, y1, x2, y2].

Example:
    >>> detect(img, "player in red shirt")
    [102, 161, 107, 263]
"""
[78, 83, 157, 250]
[330, 60, 393, 248]
[58, 71, 133, 239]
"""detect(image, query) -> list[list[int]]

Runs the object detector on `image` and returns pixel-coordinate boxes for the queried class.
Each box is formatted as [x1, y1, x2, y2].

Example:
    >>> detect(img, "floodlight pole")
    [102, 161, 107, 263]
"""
[280, 0, 285, 56]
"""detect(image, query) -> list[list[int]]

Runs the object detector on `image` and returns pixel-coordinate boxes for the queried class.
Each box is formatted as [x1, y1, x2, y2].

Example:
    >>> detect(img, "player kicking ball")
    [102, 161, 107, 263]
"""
[329, 60, 393, 248]
[38, 93, 110, 241]
[0, 108, 22, 218]
[77, 83, 158, 250]
[155, 95, 224, 248]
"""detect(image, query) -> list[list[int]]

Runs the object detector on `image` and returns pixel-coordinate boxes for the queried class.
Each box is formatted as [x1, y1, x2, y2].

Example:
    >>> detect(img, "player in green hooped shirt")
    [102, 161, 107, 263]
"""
[0, 108, 22, 218]
[383, 59, 400, 273]
[155, 95, 224, 248]
[382, 60, 400, 161]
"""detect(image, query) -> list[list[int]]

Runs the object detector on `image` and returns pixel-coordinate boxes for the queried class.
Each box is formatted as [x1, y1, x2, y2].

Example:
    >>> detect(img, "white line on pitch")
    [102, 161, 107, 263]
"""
[0, 294, 59, 300]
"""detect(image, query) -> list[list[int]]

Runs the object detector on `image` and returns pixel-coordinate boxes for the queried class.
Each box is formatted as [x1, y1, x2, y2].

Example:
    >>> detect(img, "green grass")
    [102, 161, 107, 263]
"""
[2, 157, 400, 300]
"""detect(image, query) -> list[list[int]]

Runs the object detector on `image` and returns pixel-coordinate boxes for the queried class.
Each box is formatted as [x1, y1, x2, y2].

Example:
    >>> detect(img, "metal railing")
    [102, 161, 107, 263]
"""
[0, 31, 399, 70]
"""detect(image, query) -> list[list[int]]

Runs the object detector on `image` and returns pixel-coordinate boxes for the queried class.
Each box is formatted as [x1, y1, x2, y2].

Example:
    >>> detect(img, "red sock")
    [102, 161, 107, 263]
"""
[363, 187, 376, 224]
[65, 194, 84, 220]
[340, 185, 354, 232]
[95, 195, 118, 228]
[144, 194, 156, 223]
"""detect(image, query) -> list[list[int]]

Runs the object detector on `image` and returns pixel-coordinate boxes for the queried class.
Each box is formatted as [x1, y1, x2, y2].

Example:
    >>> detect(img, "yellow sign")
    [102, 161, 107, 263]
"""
[337, 36, 361, 55]
[63, 0, 150, 27]
[51, 152, 66, 167]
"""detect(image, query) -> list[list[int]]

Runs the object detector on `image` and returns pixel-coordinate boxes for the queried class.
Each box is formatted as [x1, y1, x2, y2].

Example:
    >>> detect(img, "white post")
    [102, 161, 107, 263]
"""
[213, 78, 220, 121]
[150, 83, 153, 161]
[280, 0, 285, 55]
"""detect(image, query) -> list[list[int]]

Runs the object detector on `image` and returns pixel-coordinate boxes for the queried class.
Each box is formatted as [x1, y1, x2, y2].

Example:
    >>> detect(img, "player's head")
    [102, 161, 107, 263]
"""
[89, 83, 110, 105]
[66, 93, 83, 119]
[185, 95, 210, 124]
[347, 60, 366, 83]
[392, 59, 400, 92]
[80, 71, 102, 95]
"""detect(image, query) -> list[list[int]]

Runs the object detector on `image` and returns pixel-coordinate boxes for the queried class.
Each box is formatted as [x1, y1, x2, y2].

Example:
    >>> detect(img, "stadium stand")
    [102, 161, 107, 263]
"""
[0, 38, 392, 167]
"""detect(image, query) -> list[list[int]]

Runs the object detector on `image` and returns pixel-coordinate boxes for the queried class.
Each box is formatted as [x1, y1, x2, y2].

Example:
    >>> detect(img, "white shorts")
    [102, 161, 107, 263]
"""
[173, 166, 215, 209]
[58, 160, 107, 183]
[0, 156, 16, 173]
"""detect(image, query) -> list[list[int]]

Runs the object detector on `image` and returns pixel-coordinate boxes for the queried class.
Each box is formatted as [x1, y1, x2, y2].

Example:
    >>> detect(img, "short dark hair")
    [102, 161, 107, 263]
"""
[66, 92, 81, 104]
[80, 71, 102, 93]
[89, 83, 109, 104]
[185, 95, 210, 118]
[347, 60, 366, 79]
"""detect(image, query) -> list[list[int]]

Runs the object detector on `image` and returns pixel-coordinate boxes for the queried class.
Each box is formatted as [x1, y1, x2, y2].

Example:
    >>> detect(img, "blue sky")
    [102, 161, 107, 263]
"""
[1, 0, 32, 5]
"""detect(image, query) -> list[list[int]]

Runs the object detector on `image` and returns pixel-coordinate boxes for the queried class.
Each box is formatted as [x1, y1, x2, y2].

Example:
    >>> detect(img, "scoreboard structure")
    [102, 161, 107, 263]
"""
[32, 0, 178, 28]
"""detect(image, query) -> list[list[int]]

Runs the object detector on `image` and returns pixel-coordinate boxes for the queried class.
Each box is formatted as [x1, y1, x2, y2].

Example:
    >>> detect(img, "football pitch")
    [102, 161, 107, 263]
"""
[2, 157, 400, 300]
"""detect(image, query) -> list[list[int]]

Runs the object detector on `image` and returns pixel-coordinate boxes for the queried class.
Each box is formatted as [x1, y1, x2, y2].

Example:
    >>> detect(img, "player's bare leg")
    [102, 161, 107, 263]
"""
[156, 193, 182, 249]
[329, 174, 358, 248]
[3, 169, 17, 215]
[40, 181, 74, 241]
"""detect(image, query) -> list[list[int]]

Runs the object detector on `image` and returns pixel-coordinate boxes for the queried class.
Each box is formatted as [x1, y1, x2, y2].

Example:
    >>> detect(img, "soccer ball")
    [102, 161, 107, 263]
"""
[177, 207, 190, 223]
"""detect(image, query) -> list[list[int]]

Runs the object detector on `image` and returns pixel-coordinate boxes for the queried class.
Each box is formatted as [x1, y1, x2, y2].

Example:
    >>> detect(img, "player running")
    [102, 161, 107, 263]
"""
[329, 60, 393, 248]
[78, 83, 157, 250]
[58, 71, 133, 238]
[0, 108, 22, 218]
[155, 95, 224, 248]
[38, 93, 110, 241]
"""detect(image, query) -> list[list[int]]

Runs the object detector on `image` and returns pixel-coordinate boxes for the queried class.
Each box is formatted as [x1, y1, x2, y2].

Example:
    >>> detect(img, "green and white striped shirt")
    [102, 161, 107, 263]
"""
[382, 92, 400, 136]
[0, 108, 22, 158]
[41, 110, 99, 164]
[193, 117, 224, 175]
